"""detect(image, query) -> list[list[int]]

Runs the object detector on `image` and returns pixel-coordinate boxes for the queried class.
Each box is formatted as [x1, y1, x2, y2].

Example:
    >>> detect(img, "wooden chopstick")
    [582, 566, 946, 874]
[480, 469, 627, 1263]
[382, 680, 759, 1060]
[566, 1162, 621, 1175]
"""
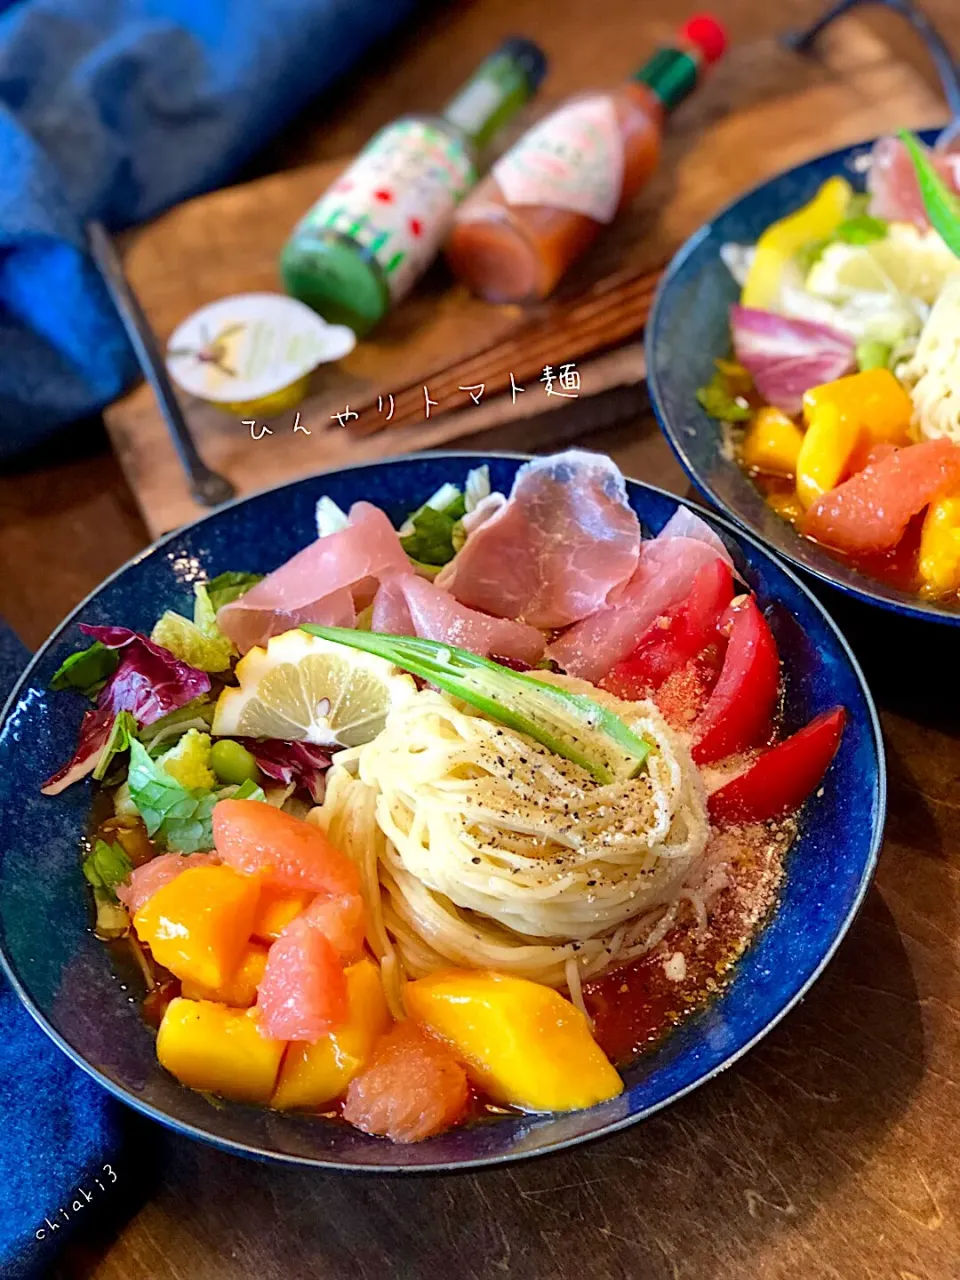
[350, 266, 662, 435]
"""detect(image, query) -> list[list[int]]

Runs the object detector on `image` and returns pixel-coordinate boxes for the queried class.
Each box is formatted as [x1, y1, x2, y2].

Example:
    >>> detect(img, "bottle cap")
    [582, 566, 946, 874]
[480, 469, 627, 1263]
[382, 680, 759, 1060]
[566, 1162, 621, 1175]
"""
[499, 36, 549, 94]
[680, 14, 727, 66]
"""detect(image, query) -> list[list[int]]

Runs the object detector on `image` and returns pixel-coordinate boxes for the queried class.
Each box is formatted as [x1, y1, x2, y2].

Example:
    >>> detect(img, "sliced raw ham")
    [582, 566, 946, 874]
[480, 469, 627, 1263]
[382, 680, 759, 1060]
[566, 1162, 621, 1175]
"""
[656, 507, 734, 568]
[372, 573, 545, 665]
[218, 502, 409, 654]
[803, 439, 960, 554]
[867, 135, 960, 230]
[731, 305, 855, 415]
[435, 451, 641, 629]
[548, 536, 725, 682]
[118, 852, 219, 915]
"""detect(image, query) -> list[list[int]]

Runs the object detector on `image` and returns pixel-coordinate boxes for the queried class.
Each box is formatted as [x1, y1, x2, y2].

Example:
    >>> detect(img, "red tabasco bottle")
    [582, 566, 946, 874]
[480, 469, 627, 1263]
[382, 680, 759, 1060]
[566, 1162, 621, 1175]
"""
[445, 15, 727, 303]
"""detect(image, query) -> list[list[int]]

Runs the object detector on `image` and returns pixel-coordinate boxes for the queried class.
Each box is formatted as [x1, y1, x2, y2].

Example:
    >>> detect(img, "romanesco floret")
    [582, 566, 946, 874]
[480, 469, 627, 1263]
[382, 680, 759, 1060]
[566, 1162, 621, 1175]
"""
[900, 276, 960, 442]
[158, 729, 215, 791]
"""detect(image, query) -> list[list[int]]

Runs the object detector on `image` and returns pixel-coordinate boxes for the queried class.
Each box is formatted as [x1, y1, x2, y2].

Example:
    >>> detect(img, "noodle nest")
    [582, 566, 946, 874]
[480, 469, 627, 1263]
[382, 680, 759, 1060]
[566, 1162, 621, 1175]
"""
[310, 675, 710, 1013]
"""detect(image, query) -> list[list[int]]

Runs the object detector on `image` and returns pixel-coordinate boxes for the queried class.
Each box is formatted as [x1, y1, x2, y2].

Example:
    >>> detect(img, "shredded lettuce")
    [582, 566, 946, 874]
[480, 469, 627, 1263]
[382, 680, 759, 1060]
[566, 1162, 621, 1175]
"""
[316, 496, 350, 537]
[50, 641, 118, 699]
[151, 584, 233, 673]
[92, 710, 138, 782]
[138, 698, 215, 753]
[399, 497, 467, 566]
[204, 571, 263, 613]
[464, 466, 492, 513]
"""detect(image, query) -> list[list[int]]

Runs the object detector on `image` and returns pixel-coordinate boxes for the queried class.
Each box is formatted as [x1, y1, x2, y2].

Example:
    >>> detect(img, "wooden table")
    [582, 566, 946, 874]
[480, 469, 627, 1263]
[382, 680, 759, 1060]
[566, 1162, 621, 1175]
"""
[2, 1, 959, 1276]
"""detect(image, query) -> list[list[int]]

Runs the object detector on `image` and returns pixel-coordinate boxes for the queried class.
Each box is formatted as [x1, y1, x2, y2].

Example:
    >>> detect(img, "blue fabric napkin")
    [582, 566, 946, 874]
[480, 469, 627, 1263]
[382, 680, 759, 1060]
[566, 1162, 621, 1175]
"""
[0, 622, 128, 1279]
[0, 0, 416, 457]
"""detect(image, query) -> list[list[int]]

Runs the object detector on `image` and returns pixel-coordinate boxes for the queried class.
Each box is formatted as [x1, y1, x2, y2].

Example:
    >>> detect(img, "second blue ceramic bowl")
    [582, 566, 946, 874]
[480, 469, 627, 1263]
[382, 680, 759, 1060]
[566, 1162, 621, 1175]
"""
[0, 454, 885, 1171]
[647, 129, 960, 626]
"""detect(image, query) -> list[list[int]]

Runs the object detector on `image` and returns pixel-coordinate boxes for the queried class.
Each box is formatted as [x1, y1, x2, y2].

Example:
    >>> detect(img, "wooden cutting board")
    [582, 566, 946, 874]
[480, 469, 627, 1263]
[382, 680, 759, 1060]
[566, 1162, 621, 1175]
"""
[103, 17, 948, 537]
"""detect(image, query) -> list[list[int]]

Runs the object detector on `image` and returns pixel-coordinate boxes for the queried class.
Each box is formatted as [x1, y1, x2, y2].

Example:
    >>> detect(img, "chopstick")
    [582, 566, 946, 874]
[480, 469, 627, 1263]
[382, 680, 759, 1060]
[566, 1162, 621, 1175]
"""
[351, 266, 662, 434]
[85, 221, 236, 509]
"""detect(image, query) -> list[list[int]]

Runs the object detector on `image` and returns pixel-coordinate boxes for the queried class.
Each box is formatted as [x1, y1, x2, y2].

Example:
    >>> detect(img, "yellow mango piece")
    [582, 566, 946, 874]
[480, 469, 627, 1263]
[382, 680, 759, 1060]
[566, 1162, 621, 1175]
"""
[250, 884, 313, 943]
[134, 864, 260, 990]
[919, 494, 960, 596]
[157, 998, 285, 1104]
[741, 406, 804, 477]
[406, 969, 623, 1113]
[742, 176, 852, 309]
[271, 957, 391, 1110]
[795, 402, 862, 508]
[802, 368, 913, 446]
[181, 942, 268, 1007]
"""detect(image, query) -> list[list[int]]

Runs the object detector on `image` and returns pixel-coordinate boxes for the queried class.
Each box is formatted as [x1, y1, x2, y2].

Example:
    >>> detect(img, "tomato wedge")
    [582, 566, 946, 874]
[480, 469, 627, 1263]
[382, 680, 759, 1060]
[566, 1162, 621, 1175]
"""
[692, 596, 780, 765]
[600, 559, 733, 700]
[708, 706, 846, 825]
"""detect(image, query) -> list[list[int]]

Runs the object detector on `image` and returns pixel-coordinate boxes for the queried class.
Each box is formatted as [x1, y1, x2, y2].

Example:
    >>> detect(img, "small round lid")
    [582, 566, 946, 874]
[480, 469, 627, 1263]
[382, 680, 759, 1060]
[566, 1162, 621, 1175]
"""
[679, 14, 728, 66]
[166, 292, 355, 404]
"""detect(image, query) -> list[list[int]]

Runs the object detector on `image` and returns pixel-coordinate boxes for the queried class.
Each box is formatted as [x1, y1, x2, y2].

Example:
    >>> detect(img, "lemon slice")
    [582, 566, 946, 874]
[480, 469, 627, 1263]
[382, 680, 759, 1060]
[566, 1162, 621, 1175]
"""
[212, 629, 417, 747]
[806, 224, 960, 305]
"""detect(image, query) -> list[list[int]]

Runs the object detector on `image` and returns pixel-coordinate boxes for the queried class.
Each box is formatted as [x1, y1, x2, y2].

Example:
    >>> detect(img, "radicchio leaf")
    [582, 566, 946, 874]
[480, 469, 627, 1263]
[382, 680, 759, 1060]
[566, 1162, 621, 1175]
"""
[41, 627, 210, 794]
[730, 305, 855, 415]
[246, 740, 332, 804]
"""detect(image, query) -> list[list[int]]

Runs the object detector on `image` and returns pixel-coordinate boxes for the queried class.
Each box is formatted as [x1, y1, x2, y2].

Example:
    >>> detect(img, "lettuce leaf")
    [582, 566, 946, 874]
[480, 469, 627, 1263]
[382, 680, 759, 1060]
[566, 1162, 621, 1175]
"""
[92, 710, 138, 782]
[400, 500, 467, 566]
[82, 839, 133, 901]
[151, 585, 233, 673]
[50, 641, 118, 699]
[205, 571, 263, 612]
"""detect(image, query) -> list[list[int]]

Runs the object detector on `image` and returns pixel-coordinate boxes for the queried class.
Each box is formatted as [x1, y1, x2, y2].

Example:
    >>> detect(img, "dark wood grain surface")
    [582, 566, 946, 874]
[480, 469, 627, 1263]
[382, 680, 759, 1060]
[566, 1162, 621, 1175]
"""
[3, 1, 960, 1276]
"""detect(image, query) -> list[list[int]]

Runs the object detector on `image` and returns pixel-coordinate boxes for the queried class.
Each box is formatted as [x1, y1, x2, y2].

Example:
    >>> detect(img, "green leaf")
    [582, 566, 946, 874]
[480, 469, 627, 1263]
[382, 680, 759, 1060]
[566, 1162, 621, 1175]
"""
[399, 503, 466, 567]
[231, 778, 267, 802]
[695, 370, 752, 423]
[302, 626, 652, 784]
[138, 698, 215, 753]
[204, 571, 264, 613]
[899, 129, 960, 258]
[856, 338, 893, 372]
[82, 839, 133, 901]
[127, 739, 216, 852]
[50, 641, 118, 699]
[151, 606, 232, 672]
[794, 237, 828, 276]
[834, 213, 888, 245]
[92, 710, 138, 782]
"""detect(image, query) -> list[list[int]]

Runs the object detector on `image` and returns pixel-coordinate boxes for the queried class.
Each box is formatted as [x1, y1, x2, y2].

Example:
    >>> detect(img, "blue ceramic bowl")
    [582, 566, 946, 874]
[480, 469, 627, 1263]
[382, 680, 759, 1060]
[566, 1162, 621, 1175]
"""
[647, 129, 960, 626]
[0, 453, 885, 1171]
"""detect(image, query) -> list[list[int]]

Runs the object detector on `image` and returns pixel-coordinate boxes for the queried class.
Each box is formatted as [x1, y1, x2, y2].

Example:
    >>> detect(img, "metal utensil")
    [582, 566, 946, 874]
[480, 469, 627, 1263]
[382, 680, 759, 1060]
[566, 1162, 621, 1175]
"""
[783, 0, 960, 149]
[85, 220, 236, 509]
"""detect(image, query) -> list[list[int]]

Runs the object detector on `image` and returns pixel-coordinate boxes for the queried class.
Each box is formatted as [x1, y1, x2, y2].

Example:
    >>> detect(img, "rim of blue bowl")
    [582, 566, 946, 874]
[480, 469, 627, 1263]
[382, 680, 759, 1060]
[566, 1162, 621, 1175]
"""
[646, 128, 960, 628]
[0, 451, 887, 1172]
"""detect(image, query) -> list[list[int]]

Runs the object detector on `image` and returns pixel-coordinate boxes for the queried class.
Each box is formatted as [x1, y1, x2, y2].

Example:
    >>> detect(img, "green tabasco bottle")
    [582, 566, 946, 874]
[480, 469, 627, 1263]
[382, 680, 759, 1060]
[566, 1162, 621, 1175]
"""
[279, 37, 548, 337]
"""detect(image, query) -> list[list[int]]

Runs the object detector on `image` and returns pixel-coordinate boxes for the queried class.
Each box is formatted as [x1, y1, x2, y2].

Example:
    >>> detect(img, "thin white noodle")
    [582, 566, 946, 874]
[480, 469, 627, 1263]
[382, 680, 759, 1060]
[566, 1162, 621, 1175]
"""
[312, 675, 712, 1003]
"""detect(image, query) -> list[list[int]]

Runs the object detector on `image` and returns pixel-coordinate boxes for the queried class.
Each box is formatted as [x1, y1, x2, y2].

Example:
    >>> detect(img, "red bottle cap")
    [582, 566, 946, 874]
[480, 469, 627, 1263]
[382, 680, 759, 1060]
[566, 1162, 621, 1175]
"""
[680, 13, 727, 66]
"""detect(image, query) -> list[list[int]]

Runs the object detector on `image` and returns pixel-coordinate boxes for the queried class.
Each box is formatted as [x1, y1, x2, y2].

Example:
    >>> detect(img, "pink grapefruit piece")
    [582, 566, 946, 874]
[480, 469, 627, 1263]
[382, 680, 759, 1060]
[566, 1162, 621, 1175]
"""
[255, 917, 348, 1041]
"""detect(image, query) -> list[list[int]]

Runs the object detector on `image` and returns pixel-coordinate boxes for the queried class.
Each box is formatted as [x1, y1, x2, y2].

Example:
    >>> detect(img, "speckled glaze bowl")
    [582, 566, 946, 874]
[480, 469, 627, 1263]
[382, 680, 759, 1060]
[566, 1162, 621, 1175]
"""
[0, 454, 885, 1171]
[647, 129, 960, 626]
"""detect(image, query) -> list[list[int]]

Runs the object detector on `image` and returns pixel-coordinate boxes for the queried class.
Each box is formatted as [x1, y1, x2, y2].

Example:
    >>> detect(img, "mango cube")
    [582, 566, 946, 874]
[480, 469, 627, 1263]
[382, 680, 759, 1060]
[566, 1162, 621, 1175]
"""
[741, 406, 804, 477]
[271, 957, 391, 1110]
[405, 969, 623, 1113]
[181, 942, 269, 1008]
[157, 998, 285, 1103]
[134, 864, 260, 990]
[795, 402, 861, 508]
[919, 494, 960, 595]
[802, 368, 913, 446]
[250, 885, 313, 943]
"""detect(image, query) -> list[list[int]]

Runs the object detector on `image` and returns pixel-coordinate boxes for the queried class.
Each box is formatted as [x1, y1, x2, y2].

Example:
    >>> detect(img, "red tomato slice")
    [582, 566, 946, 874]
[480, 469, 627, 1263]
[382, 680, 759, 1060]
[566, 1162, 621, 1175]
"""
[708, 706, 846, 825]
[803, 439, 960, 555]
[691, 596, 780, 765]
[600, 559, 733, 700]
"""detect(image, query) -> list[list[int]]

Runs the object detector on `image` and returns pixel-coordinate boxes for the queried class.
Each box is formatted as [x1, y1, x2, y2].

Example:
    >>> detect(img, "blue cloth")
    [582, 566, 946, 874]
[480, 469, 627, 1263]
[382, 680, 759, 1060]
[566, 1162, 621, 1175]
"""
[0, 621, 126, 1279]
[0, 0, 416, 456]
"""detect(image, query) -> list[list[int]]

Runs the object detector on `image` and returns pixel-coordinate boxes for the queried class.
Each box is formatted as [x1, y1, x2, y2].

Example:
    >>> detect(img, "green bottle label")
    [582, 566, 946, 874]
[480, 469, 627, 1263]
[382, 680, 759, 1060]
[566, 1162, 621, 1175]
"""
[298, 119, 476, 304]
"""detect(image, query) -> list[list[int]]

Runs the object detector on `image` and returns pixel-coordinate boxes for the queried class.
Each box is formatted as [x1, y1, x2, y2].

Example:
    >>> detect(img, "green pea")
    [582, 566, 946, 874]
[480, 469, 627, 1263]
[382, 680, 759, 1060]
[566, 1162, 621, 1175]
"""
[856, 339, 892, 372]
[211, 738, 259, 786]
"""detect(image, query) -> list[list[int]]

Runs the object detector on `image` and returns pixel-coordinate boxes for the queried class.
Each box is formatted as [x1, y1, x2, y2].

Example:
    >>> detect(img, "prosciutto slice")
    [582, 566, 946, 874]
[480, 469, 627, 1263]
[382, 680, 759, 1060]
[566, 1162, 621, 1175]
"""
[372, 573, 545, 665]
[867, 135, 960, 230]
[436, 451, 641, 629]
[547, 537, 726, 682]
[218, 502, 409, 654]
[655, 507, 734, 568]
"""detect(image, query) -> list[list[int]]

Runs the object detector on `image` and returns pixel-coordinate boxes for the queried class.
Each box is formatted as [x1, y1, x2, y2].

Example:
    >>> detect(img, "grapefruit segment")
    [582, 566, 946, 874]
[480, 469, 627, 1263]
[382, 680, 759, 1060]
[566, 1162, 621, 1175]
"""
[255, 917, 348, 1041]
[342, 1020, 469, 1143]
[213, 798, 361, 898]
